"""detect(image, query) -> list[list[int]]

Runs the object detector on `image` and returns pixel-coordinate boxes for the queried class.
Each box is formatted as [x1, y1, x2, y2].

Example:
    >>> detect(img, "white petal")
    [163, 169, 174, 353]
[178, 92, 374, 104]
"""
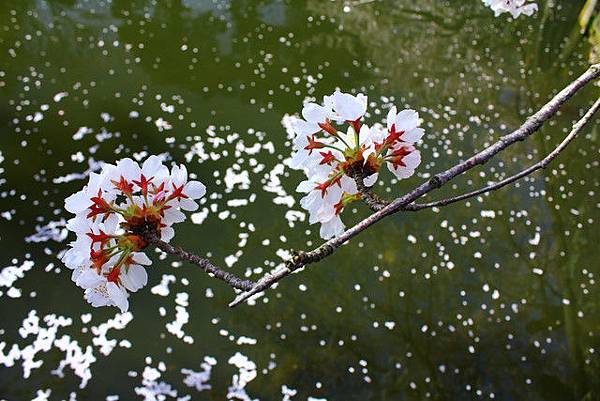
[65, 190, 91, 214]
[161, 226, 175, 242]
[131, 252, 152, 266]
[71, 266, 84, 282]
[289, 150, 311, 171]
[62, 246, 89, 270]
[394, 109, 419, 133]
[388, 163, 415, 180]
[340, 175, 358, 194]
[66, 216, 90, 233]
[120, 264, 148, 292]
[296, 180, 315, 193]
[100, 163, 117, 178]
[292, 119, 320, 136]
[521, 3, 537, 16]
[363, 173, 379, 187]
[142, 155, 164, 178]
[85, 285, 113, 308]
[171, 164, 188, 187]
[153, 165, 171, 187]
[115, 158, 141, 182]
[386, 106, 397, 131]
[87, 173, 103, 193]
[103, 213, 121, 233]
[401, 127, 424, 144]
[332, 91, 367, 122]
[292, 128, 309, 149]
[404, 150, 422, 169]
[319, 216, 345, 239]
[387, 150, 421, 180]
[343, 126, 357, 148]
[164, 207, 186, 224]
[184, 181, 206, 199]
[107, 282, 129, 313]
[76, 269, 105, 289]
[302, 102, 331, 123]
[179, 198, 199, 211]
[358, 124, 373, 147]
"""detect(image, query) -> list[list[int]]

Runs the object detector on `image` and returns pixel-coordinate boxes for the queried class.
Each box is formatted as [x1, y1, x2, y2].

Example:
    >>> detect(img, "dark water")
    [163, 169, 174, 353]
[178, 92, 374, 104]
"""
[1, 0, 599, 400]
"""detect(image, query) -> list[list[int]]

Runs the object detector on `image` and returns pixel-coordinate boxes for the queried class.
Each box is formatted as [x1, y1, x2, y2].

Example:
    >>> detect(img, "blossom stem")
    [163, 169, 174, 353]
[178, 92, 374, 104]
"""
[322, 144, 346, 153]
[138, 228, 255, 291]
[335, 133, 352, 149]
[347, 166, 390, 212]
[109, 205, 127, 216]
[376, 141, 395, 158]
[112, 248, 132, 271]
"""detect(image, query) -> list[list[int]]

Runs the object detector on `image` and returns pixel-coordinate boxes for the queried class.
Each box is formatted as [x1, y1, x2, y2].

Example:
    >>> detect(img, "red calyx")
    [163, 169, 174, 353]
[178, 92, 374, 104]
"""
[349, 119, 361, 134]
[304, 135, 326, 154]
[314, 181, 331, 197]
[167, 183, 189, 202]
[112, 176, 134, 196]
[319, 151, 336, 165]
[314, 173, 342, 197]
[387, 147, 412, 169]
[334, 192, 361, 215]
[133, 174, 154, 196]
[86, 230, 113, 246]
[106, 265, 121, 283]
[87, 189, 112, 220]
[385, 124, 405, 147]
[334, 198, 345, 215]
[91, 249, 109, 271]
[317, 121, 338, 137]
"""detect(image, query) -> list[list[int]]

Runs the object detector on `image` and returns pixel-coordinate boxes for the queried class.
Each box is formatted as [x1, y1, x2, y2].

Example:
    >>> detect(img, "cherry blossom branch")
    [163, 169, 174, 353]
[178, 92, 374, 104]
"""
[405, 97, 600, 211]
[141, 229, 255, 291]
[229, 63, 600, 307]
[347, 166, 390, 211]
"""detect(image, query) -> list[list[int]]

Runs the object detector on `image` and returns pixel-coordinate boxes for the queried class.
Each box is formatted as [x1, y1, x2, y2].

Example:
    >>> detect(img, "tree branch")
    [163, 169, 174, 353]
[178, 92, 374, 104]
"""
[347, 166, 390, 211]
[229, 63, 600, 308]
[141, 229, 255, 291]
[405, 97, 600, 211]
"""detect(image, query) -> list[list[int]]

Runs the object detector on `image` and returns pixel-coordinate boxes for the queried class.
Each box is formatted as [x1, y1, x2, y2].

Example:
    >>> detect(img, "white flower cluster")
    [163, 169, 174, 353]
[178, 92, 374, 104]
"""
[62, 155, 206, 312]
[285, 90, 424, 239]
[482, 0, 538, 18]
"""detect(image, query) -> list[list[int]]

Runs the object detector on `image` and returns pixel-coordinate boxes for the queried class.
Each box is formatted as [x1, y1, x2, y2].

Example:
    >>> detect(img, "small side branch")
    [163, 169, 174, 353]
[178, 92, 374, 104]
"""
[406, 97, 600, 211]
[347, 167, 390, 211]
[142, 230, 255, 291]
[229, 63, 600, 307]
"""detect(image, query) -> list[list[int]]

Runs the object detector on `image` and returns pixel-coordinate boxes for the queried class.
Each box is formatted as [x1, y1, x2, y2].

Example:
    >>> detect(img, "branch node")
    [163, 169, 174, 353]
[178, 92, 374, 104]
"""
[286, 250, 307, 271]
[429, 175, 443, 188]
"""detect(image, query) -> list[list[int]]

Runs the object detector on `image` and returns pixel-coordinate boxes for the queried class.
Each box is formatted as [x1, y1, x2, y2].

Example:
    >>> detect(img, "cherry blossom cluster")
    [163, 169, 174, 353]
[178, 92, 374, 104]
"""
[482, 0, 538, 18]
[62, 155, 206, 312]
[285, 90, 424, 239]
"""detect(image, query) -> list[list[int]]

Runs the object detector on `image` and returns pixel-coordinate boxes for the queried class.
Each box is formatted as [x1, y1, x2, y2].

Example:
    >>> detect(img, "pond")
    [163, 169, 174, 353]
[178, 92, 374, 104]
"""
[1, 0, 599, 400]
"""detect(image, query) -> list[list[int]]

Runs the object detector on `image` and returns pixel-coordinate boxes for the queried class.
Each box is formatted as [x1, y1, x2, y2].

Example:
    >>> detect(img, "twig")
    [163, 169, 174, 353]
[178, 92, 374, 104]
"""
[229, 63, 600, 307]
[141, 229, 255, 291]
[347, 166, 390, 211]
[405, 98, 600, 211]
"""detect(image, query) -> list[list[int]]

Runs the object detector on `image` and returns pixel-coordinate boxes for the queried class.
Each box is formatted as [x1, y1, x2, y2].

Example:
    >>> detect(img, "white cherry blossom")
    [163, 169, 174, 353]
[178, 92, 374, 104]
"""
[386, 107, 425, 144]
[482, 0, 538, 18]
[386, 145, 422, 180]
[285, 91, 425, 239]
[325, 90, 368, 122]
[63, 155, 207, 312]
